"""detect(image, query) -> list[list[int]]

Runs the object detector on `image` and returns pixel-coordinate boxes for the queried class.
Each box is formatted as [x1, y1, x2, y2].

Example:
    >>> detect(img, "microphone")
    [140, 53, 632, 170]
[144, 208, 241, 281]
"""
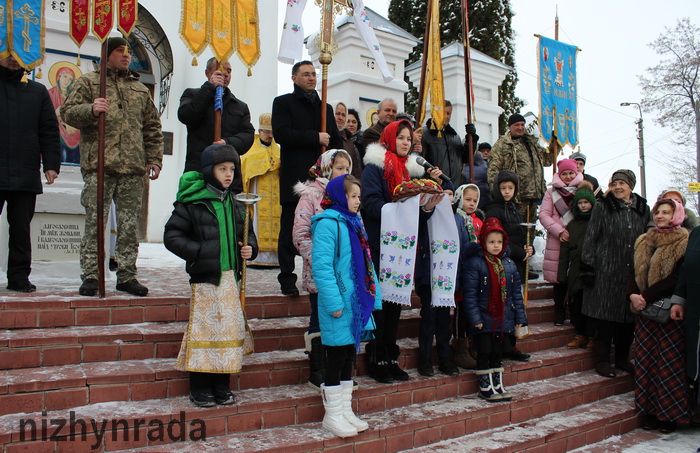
[415, 156, 452, 183]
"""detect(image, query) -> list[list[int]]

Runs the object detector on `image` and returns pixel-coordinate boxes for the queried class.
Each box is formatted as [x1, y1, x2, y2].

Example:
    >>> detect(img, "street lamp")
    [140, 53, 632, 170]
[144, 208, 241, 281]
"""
[620, 102, 646, 199]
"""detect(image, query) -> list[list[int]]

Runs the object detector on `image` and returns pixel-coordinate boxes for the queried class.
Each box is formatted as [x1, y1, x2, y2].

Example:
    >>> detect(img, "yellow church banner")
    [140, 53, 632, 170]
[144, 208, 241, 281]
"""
[234, 0, 260, 76]
[180, 0, 209, 63]
[426, 0, 445, 133]
[210, 0, 236, 63]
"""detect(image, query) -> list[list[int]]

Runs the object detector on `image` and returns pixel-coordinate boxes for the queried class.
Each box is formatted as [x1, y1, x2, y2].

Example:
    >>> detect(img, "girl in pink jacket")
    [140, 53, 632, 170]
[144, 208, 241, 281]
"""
[293, 149, 353, 390]
[538, 159, 583, 325]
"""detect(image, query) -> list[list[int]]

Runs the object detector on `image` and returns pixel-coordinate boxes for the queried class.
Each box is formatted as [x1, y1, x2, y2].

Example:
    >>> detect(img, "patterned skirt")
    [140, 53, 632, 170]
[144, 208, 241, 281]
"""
[175, 271, 254, 373]
[634, 316, 691, 423]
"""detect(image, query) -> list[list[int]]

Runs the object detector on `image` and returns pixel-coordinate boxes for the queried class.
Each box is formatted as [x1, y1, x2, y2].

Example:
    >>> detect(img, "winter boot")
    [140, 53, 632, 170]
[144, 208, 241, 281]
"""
[438, 356, 460, 377]
[305, 332, 325, 391]
[490, 368, 512, 401]
[321, 384, 358, 438]
[340, 381, 368, 432]
[452, 337, 477, 369]
[417, 357, 435, 377]
[593, 341, 616, 378]
[366, 341, 393, 383]
[567, 335, 588, 349]
[476, 369, 500, 402]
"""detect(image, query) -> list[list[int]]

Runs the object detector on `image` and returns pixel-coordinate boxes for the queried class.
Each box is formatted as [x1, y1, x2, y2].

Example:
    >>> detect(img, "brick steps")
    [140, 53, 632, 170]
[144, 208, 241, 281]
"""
[404, 392, 638, 452]
[103, 371, 632, 453]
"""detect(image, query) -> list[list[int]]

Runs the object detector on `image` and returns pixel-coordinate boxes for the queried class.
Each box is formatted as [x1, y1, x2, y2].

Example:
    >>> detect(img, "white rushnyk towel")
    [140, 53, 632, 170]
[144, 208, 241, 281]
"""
[278, 0, 308, 64]
[379, 194, 459, 307]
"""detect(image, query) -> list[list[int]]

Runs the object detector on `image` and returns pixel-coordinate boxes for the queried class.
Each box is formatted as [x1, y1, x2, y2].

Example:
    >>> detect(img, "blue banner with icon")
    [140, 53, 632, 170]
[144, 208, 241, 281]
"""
[1, 0, 45, 70]
[538, 35, 578, 147]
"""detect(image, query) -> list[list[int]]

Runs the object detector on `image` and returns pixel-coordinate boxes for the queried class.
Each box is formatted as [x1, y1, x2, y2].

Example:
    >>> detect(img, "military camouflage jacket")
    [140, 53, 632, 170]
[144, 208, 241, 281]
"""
[487, 131, 553, 202]
[61, 68, 163, 175]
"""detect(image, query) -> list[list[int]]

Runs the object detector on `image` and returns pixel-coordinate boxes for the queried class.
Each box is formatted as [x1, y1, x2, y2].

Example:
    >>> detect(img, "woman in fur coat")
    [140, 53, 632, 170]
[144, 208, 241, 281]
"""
[629, 198, 690, 433]
[581, 169, 651, 378]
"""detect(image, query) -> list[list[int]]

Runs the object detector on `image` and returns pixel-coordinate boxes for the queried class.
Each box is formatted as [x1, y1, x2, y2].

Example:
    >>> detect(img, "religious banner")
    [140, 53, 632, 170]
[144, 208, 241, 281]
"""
[69, 0, 90, 49]
[538, 35, 578, 147]
[117, 0, 138, 36]
[278, 0, 307, 64]
[352, 0, 392, 83]
[4, 0, 45, 70]
[92, 0, 114, 42]
[419, 0, 445, 133]
[210, 0, 236, 63]
[235, 0, 260, 76]
[180, 0, 209, 64]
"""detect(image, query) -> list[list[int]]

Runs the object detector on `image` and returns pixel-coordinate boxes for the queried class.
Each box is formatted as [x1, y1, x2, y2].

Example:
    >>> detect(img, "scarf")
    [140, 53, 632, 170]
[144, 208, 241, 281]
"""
[308, 148, 353, 185]
[379, 190, 460, 307]
[321, 175, 377, 348]
[454, 184, 481, 242]
[653, 198, 685, 232]
[550, 172, 584, 226]
[479, 218, 510, 334]
[380, 120, 413, 193]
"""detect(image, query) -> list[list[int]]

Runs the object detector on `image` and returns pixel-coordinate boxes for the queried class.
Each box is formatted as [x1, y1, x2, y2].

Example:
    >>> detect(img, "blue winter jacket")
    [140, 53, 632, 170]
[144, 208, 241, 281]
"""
[460, 242, 527, 336]
[311, 209, 383, 347]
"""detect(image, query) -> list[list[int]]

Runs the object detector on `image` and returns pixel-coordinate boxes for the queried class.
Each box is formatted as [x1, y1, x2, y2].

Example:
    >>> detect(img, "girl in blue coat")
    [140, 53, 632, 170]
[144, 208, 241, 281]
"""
[311, 175, 382, 438]
[461, 217, 527, 402]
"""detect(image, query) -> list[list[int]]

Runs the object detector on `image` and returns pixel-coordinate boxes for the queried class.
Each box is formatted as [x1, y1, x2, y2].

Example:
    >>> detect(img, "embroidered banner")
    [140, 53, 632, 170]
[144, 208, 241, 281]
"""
[351, 0, 392, 83]
[6, 0, 45, 70]
[180, 0, 209, 59]
[426, 0, 445, 133]
[210, 0, 236, 63]
[0, 2, 9, 58]
[117, 0, 138, 36]
[538, 35, 578, 147]
[234, 0, 259, 75]
[92, 0, 114, 42]
[278, 0, 307, 64]
[69, 0, 90, 49]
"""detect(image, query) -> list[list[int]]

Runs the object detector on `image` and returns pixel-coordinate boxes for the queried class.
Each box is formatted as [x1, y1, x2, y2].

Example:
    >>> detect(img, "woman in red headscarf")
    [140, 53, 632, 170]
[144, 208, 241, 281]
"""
[360, 119, 443, 383]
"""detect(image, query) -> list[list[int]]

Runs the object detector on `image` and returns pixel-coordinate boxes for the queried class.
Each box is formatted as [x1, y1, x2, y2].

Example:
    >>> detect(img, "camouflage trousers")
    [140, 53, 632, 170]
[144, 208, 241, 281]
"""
[81, 173, 143, 283]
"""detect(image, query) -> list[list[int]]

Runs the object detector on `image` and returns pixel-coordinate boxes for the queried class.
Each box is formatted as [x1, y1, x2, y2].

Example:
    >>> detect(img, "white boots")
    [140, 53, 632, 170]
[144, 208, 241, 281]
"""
[476, 368, 512, 402]
[321, 382, 368, 438]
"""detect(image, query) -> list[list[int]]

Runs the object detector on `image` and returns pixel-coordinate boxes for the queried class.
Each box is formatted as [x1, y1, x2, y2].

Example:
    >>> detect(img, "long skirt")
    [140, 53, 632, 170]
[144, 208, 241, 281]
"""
[634, 316, 691, 423]
[175, 271, 254, 373]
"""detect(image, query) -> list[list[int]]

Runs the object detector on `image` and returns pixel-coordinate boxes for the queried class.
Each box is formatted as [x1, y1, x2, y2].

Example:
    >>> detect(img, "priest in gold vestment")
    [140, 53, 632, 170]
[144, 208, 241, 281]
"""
[240, 113, 281, 266]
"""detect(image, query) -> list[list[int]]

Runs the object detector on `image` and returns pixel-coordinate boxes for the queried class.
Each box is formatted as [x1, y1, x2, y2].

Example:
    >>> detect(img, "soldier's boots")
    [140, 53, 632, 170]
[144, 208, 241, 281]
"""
[116, 279, 148, 297]
[79, 279, 98, 297]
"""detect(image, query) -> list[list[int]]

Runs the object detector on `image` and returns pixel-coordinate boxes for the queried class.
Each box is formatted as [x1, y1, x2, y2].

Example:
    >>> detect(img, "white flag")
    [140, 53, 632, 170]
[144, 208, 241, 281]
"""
[352, 0, 393, 83]
[278, 0, 308, 64]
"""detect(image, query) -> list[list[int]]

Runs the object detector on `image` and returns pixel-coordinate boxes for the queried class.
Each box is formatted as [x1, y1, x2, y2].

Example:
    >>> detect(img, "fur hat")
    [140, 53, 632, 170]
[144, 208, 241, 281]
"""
[574, 180, 596, 206]
[508, 113, 525, 126]
[611, 169, 636, 190]
[107, 37, 128, 57]
[200, 144, 240, 190]
[557, 159, 578, 175]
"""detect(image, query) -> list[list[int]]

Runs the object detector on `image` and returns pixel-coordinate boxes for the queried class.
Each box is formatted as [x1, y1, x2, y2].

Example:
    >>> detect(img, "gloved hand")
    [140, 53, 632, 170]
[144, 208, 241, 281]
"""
[465, 123, 479, 149]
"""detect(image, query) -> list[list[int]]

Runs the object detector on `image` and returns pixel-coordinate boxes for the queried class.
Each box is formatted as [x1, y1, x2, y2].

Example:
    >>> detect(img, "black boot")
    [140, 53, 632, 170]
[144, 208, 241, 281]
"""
[189, 372, 215, 407]
[418, 357, 434, 377]
[438, 356, 460, 376]
[211, 373, 235, 405]
[366, 340, 393, 383]
[306, 332, 326, 390]
[593, 341, 616, 378]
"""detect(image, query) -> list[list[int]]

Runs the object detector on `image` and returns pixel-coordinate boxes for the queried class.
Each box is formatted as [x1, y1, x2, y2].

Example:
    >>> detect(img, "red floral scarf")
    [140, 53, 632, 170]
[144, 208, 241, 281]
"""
[380, 120, 413, 193]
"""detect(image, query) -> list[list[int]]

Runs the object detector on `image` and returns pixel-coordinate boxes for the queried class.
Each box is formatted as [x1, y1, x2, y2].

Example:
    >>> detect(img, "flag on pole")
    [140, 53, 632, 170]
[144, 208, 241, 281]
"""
[69, 0, 90, 49]
[117, 0, 138, 36]
[278, 0, 307, 64]
[235, 0, 260, 76]
[419, 0, 445, 134]
[538, 35, 578, 147]
[210, 0, 236, 63]
[351, 0, 392, 83]
[92, 0, 114, 42]
[180, 0, 209, 65]
[2, 0, 45, 70]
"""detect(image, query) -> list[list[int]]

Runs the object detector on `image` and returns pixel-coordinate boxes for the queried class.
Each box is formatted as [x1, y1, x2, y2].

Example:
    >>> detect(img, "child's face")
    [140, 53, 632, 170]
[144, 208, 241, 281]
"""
[330, 157, 351, 179]
[577, 199, 592, 213]
[462, 188, 478, 214]
[346, 184, 361, 214]
[213, 161, 235, 189]
[444, 189, 454, 204]
[499, 181, 516, 201]
[395, 129, 412, 157]
[484, 231, 504, 256]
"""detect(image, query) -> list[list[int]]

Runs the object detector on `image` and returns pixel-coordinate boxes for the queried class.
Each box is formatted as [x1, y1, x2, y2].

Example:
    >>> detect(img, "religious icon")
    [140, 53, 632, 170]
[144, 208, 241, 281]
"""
[48, 61, 83, 165]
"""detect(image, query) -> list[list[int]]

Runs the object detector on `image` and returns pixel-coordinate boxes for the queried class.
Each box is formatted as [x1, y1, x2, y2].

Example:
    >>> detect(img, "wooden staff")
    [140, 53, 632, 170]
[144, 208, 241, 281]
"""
[462, 0, 475, 183]
[97, 40, 108, 298]
[318, 0, 335, 155]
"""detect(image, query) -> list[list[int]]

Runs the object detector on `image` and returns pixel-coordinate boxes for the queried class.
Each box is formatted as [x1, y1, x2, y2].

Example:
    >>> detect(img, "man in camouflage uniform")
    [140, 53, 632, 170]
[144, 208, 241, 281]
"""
[487, 113, 553, 222]
[61, 37, 163, 297]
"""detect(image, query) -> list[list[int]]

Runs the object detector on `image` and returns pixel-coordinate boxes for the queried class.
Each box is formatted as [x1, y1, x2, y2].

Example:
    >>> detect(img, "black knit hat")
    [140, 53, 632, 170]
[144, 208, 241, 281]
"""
[201, 144, 240, 190]
[107, 37, 128, 57]
[508, 114, 526, 126]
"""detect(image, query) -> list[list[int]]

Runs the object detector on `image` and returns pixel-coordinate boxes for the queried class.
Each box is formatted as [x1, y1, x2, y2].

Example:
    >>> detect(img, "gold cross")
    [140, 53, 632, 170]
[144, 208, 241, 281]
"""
[14, 4, 39, 52]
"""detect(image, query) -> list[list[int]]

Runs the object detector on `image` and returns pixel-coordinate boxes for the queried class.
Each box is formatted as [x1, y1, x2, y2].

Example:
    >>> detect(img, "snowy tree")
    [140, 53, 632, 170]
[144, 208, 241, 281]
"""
[639, 18, 700, 208]
[388, 0, 523, 133]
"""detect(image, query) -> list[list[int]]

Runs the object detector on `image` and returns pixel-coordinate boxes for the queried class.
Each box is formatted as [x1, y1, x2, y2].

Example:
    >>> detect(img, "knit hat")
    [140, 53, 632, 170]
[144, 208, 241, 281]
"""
[494, 170, 519, 202]
[611, 169, 636, 190]
[107, 37, 128, 57]
[658, 189, 686, 206]
[441, 180, 455, 193]
[258, 113, 272, 131]
[573, 180, 596, 207]
[569, 152, 586, 163]
[479, 217, 509, 257]
[478, 142, 492, 151]
[557, 158, 578, 175]
[508, 113, 525, 126]
[200, 144, 240, 190]
[652, 198, 685, 231]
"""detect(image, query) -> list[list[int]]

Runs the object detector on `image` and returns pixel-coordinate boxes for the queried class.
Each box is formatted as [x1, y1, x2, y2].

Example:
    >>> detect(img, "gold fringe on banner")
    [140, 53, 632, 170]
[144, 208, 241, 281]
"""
[426, 0, 445, 136]
[179, 0, 210, 61]
[210, 0, 236, 63]
[235, 0, 260, 77]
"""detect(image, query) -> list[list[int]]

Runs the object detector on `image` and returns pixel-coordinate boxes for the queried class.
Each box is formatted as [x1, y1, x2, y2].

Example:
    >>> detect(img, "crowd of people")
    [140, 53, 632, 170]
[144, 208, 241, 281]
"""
[4, 41, 700, 439]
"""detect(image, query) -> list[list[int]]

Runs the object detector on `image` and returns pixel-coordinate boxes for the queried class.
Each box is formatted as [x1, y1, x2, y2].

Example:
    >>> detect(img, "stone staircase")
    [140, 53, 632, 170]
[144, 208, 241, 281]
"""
[0, 284, 639, 452]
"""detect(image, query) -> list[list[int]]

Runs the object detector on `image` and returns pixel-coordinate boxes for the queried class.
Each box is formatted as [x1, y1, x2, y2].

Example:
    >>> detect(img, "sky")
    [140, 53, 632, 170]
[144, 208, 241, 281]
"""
[298, 0, 700, 204]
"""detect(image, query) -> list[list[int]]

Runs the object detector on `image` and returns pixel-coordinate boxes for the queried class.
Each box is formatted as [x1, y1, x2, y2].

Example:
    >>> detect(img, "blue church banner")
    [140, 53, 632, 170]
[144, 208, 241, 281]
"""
[0, 0, 45, 70]
[538, 35, 578, 147]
